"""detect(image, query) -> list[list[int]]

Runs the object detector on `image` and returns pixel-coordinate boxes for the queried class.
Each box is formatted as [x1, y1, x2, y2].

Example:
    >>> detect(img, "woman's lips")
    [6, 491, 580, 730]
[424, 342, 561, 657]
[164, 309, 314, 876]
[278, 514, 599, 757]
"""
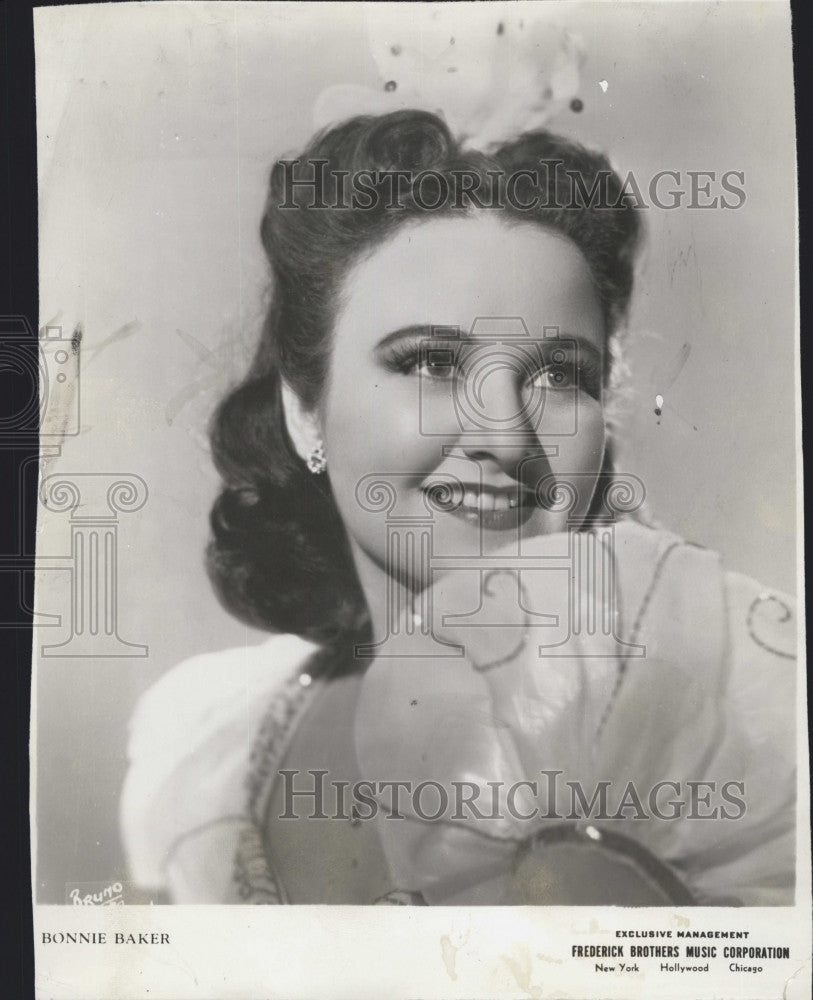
[425, 484, 538, 531]
[449, 503, 537, 531]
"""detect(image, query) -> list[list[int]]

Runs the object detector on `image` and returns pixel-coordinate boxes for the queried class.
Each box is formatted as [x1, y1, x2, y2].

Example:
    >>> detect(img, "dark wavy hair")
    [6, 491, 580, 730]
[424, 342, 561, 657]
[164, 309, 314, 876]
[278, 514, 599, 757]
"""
[207, 110, 642, 654]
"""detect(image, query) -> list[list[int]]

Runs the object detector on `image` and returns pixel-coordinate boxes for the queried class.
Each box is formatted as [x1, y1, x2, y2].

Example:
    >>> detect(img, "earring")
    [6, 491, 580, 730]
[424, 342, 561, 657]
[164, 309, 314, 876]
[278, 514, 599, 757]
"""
[306, 441, 327, 474]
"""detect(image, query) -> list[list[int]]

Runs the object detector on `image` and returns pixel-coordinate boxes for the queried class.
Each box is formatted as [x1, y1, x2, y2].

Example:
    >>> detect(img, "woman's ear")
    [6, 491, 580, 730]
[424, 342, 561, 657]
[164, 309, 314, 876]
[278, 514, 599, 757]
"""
[280, 379, 322, 463]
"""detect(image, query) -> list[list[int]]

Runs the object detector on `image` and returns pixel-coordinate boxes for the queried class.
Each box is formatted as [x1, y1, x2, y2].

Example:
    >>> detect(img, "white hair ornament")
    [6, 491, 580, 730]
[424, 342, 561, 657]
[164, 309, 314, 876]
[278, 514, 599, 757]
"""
[313, 7, 586, 151]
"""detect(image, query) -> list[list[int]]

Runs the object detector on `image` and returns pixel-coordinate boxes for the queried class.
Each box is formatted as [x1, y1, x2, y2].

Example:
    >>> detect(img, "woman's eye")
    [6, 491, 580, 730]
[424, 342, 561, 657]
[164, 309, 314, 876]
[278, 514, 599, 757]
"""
[418, 359, 455, 380]
[527, 363, 576, 391]
[382, 344, 459, 380]
[416, 350, 456, 380]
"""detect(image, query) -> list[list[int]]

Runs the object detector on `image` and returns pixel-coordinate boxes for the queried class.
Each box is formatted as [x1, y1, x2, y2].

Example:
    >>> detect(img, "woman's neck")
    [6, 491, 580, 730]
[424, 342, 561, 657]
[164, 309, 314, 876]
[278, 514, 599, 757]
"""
[349, 540, 419, 651]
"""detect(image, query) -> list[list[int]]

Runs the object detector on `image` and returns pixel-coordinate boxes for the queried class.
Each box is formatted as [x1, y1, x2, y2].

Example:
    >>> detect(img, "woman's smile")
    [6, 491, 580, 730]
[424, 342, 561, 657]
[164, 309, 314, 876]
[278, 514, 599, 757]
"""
[422, 480, 538, 531]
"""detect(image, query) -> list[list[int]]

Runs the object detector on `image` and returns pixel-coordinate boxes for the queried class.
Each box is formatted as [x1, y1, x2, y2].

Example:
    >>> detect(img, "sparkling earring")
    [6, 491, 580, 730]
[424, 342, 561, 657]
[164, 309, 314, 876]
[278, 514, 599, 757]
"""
[306, 441, 327, 474]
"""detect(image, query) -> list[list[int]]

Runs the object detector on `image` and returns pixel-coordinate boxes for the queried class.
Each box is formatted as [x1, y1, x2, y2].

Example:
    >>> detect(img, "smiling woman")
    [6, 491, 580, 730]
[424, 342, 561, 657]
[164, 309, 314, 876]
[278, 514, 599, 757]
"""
[206, 112, 638, 643]
[119, 110, 796, 907]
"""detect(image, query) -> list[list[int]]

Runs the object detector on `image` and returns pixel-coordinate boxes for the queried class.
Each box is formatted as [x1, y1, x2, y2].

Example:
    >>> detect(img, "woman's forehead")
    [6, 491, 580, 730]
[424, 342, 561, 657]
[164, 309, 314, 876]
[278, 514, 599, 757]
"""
[334, 214, 604, 343]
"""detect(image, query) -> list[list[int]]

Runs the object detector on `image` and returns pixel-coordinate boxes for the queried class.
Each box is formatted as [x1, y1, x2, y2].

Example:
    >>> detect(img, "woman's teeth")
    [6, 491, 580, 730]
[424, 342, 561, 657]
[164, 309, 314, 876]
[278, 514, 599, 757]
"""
[460, 490, 520, 512]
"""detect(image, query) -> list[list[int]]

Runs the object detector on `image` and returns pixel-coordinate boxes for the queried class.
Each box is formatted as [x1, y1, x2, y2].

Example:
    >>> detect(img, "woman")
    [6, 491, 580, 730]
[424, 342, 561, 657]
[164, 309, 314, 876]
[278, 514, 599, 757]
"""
[121, 110, 796, 906]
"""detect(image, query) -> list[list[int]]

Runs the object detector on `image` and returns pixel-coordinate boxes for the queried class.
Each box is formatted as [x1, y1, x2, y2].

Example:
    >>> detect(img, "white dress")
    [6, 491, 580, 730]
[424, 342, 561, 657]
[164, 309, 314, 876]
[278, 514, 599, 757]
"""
[120, 522, 798, 905]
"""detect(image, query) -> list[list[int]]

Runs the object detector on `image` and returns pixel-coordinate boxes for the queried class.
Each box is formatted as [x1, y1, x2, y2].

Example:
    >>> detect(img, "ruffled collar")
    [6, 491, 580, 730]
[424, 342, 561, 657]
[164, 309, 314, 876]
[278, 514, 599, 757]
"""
[354, 522, 726, 904]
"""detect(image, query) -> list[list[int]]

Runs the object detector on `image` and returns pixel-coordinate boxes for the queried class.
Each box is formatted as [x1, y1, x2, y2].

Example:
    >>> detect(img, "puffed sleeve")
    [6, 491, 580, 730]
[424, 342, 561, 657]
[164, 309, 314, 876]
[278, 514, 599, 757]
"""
[676, 571, 798, 905]
[592, 552, 798, 906]
[119, 633, 317, 901]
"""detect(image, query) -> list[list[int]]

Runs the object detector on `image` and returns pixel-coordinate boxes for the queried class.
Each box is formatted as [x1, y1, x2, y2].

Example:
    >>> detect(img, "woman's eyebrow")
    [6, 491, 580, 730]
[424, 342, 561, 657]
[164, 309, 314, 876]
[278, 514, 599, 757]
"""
[373, 325, 450, 352]
[562, 337, 603, 362]
[374, 324, 603, 357]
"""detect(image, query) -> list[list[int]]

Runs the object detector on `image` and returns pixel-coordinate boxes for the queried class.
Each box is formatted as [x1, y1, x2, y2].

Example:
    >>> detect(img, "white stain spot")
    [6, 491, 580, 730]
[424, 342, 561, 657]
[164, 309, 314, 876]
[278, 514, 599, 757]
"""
[599, 79, 609, 92]
[440, 936, 459, 980]
[299, 673, 312, 687]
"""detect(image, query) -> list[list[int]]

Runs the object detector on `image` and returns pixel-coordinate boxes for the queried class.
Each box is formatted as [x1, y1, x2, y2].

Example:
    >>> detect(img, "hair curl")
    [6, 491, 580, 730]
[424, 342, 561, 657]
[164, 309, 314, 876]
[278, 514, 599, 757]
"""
[207, 110, 642, 652]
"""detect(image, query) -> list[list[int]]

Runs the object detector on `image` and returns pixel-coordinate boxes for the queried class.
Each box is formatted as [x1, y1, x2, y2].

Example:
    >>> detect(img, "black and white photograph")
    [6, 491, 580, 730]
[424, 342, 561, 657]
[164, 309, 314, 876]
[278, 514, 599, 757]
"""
[29, 1, 807, 997]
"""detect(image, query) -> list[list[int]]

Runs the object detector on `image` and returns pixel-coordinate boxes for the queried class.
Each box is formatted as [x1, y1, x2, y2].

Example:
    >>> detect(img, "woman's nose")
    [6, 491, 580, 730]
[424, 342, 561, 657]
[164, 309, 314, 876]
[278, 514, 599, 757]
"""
[452, 359, 542, 469]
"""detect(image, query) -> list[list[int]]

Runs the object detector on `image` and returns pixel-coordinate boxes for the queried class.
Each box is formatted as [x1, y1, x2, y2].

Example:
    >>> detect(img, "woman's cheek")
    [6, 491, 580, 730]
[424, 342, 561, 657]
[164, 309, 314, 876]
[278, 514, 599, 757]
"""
[547, 401, 606, 506]
[325, 379, 440, 485]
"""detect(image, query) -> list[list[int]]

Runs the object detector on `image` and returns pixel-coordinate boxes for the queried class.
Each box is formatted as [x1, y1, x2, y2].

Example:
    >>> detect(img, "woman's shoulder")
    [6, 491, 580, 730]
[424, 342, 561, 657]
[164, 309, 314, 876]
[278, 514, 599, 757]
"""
[723, 567, 796, 638]
[719, 568, 797, 721]
[613, 521, 795, 601]
[120, 632, 319, 892]
[125, 632, 318, 757]
[627, 520, 796, 632]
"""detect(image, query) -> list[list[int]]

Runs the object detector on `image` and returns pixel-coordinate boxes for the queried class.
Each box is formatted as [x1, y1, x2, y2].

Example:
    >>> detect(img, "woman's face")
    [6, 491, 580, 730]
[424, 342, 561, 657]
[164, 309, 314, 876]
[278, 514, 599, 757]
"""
[319, 214, 607, 587]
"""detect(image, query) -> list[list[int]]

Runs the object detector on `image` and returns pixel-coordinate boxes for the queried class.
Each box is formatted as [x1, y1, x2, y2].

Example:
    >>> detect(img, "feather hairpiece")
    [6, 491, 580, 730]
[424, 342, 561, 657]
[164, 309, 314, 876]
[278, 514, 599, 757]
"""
[314, 7, 586, 151]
